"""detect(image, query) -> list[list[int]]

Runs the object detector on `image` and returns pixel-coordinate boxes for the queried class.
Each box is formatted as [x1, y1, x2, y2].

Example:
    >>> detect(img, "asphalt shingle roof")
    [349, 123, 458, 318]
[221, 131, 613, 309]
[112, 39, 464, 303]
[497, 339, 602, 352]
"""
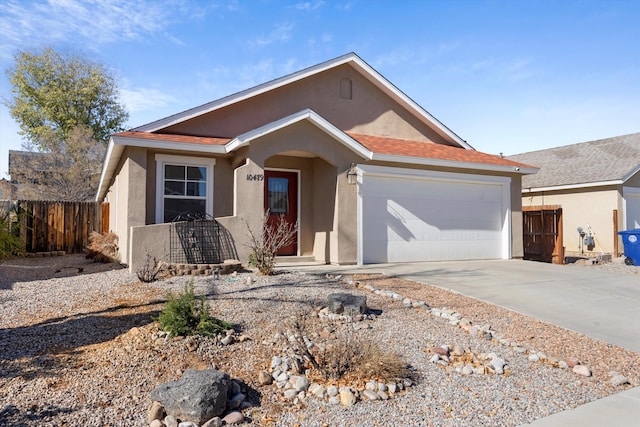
[507, 132, 640, 189]
[348, 133, 532, 168]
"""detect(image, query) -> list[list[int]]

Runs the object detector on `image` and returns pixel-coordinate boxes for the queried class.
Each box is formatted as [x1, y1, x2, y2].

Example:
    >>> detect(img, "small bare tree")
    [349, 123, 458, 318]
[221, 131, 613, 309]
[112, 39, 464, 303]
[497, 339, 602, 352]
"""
[244, 210, 297, 275]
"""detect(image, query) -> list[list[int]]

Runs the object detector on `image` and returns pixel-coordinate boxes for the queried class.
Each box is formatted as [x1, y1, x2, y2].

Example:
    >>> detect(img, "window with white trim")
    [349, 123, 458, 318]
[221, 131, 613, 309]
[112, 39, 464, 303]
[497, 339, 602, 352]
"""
[155, 154, 215, 223]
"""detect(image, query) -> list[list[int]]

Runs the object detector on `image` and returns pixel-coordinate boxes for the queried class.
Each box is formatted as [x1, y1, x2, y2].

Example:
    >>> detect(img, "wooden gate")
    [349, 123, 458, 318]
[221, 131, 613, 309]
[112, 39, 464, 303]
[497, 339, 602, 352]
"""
[15, 200, 109, 254]
[523, 205, 564, 264]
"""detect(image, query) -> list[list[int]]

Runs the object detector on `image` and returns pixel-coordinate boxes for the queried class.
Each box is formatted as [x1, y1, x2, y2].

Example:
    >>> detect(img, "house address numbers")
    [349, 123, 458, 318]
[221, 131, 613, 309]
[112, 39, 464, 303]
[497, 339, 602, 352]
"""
[246, 173, 264, 181]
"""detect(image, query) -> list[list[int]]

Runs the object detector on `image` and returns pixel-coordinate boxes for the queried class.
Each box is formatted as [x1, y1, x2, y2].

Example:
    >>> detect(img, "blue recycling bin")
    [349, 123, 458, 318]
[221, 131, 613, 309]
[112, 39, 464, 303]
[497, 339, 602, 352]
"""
[618, 229, 640, 266]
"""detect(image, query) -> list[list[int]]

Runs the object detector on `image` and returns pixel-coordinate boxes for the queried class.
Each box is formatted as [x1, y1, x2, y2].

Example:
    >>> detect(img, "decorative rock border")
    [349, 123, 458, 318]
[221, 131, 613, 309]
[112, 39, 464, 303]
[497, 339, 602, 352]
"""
[259, 354, 413, 407]
[351, 278, 629, 385]
[162, 260, 242, 277]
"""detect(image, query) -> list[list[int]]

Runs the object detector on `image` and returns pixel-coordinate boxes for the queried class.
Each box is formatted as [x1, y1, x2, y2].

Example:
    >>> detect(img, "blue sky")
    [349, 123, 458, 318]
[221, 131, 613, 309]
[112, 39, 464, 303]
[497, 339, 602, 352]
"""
[1, 0, 639, 179]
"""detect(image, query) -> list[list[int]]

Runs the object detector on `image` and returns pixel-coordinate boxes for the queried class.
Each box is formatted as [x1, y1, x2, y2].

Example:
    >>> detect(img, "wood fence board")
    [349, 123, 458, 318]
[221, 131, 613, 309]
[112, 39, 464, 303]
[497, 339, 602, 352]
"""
[13, 201, 109, 254]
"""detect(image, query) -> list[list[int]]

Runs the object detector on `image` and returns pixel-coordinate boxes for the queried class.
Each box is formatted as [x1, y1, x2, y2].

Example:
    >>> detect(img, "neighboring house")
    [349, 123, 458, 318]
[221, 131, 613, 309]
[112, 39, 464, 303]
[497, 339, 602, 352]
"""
[508, 132, 640, 259]
[0, 178, 13, 215]
[0, 178, 13, 201]
[95, 53, 536, 271]
[8, 150, 53, 200]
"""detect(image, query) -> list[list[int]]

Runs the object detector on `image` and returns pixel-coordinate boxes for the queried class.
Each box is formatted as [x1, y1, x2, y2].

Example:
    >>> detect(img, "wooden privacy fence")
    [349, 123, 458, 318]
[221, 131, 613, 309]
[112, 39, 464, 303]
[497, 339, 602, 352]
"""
[14, 200, 109, 254]
[523, 205, 564, 264]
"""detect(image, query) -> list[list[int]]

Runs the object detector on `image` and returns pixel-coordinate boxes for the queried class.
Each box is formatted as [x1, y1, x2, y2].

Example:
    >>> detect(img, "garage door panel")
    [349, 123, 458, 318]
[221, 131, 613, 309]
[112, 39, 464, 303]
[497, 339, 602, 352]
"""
[360, 170, 507, 264]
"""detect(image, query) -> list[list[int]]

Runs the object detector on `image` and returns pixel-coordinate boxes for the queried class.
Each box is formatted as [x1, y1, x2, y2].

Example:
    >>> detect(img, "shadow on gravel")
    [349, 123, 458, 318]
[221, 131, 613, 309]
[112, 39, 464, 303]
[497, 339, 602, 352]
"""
[212, 274, 348, 305]
[0, 255, 126, 290]
[0, 404, 74, 427]
[0, 301, 163, 380]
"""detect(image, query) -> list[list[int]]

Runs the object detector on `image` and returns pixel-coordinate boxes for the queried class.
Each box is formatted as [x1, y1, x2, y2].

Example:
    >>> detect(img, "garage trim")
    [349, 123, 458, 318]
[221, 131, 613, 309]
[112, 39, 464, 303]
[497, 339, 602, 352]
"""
[356, 165, 512, 264]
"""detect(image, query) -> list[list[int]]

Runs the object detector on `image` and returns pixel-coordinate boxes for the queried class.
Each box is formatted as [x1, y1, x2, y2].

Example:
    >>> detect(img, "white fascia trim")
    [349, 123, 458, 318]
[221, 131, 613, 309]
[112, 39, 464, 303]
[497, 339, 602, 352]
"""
[622, 165, 640, 183]
[371, 153, 537, 175]
[522, 180, 623, 193]
[96, 139, 123, 201]
[134, 53, 470, 149]
[225, 108, 373, 159]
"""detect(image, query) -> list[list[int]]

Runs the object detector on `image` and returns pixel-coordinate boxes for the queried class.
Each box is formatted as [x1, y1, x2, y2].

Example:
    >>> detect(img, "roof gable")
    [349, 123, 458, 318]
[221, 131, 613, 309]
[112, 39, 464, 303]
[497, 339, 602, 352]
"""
[134, 53, 472, 150]
[508, 132, 640, 190]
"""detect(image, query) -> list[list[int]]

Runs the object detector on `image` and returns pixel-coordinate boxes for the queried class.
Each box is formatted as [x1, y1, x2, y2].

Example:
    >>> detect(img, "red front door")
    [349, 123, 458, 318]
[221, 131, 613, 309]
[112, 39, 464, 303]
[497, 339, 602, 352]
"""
[264, 170, 298, 256]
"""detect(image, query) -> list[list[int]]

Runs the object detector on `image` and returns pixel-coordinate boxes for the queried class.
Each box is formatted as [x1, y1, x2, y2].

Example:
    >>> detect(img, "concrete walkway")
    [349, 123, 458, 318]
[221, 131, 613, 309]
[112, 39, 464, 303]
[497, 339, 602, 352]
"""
[285, 259, 640, 426]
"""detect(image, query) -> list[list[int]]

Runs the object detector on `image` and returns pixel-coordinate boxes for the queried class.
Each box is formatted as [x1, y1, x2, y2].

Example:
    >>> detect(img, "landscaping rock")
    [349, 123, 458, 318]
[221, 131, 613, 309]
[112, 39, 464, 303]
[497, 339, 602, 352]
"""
[258, 370, 273, 385]
[566, 356, 580, 368]
[148, 401, 165, 424]
[202, 417, 222, 427]
[222, 411, 244, 424]
[339, 388, 357, 406]
[573, 365, 592, 377]
[610, 374, 629, 386]
[327, 293, 368, 315]
[164, 415, 178, 427]
[490, 357, 506, 374]
[363, 389, 380, 401]
[150, 369, 229, 425]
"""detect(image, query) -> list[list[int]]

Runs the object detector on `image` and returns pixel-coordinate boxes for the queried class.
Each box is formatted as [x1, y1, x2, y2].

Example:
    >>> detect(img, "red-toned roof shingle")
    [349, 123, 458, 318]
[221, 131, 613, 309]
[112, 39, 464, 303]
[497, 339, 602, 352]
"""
[348, 133, 532, 168]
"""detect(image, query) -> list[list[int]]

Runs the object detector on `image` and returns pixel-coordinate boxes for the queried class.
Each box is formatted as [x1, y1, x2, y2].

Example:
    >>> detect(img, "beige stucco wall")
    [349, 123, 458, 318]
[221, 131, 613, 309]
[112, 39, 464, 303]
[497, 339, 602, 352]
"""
[522, 187, 620, 255]
[162, 64, 449, 145]
[510, 174, 524, 259]
[104, 147, 147, 265]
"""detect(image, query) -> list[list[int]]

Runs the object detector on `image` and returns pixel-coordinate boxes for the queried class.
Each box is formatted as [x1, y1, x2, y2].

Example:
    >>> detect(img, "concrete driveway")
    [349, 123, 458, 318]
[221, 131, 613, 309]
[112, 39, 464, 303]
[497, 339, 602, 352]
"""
[294, 259, 640, 353]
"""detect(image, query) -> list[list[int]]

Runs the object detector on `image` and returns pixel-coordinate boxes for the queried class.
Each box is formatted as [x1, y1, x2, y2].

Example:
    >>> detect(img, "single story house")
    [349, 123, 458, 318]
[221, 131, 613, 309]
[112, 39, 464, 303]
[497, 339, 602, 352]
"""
[508, 132, 640, 258]
[96, 53, 536, 271]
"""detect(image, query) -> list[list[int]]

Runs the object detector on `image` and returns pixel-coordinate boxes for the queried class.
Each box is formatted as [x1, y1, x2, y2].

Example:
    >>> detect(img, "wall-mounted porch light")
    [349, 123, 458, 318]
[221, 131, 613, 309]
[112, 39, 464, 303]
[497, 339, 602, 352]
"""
[347, 163, 357, 185]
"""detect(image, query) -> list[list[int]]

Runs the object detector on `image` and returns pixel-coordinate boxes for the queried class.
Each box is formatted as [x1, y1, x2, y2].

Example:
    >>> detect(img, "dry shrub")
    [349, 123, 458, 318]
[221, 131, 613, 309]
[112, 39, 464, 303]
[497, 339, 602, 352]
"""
[289, 311, 409, 384]
[85, 231, 118, 263]
[137, 252, 162, 283]
[244, 211, 297, 275]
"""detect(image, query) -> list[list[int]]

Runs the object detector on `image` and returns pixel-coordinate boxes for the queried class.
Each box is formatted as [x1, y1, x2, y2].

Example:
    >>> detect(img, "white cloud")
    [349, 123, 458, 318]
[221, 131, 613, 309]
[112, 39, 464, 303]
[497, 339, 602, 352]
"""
[250, 23, 294, 46]
[0, 0, 201, 58]
[120, 87, 177, 113]
[294, 1, 325, 11]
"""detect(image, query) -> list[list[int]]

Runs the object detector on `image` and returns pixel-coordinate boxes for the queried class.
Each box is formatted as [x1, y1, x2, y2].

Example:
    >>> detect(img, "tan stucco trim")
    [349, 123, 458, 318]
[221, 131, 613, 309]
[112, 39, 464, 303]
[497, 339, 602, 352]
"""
[226, 109, 371, 159]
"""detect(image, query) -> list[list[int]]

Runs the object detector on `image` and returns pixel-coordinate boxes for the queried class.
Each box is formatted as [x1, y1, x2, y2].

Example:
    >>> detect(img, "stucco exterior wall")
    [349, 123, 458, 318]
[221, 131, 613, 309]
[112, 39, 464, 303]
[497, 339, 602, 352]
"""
[247, 120, 363, 264]
[162, 64, 449, 145]
[523, 187, 619, 255]
[104, 147, 147, 265]
[510, 174, 524, 259]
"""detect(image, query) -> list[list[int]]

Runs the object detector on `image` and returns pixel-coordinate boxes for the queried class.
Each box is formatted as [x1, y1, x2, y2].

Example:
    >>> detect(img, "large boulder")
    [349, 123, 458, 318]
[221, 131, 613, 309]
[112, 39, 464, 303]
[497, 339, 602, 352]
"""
[150, 369, 230, 424]
[327, 293, 367, 315]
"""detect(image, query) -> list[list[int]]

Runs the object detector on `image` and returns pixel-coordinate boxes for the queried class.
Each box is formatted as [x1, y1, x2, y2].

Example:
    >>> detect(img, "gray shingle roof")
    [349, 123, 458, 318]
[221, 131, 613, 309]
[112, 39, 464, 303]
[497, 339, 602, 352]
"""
[507, 132, 640, 189]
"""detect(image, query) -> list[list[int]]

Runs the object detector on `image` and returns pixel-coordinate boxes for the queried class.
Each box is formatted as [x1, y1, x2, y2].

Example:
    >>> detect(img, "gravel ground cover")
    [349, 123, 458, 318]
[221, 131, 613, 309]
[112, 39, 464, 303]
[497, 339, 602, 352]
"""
[1, 255, 639, 426]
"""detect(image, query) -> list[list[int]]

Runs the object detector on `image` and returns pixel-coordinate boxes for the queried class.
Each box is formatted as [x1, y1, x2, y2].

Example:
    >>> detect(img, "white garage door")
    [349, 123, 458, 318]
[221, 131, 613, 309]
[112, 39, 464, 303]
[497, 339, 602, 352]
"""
[358, 166, 511, 264]
[624, 187, 640, 229]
